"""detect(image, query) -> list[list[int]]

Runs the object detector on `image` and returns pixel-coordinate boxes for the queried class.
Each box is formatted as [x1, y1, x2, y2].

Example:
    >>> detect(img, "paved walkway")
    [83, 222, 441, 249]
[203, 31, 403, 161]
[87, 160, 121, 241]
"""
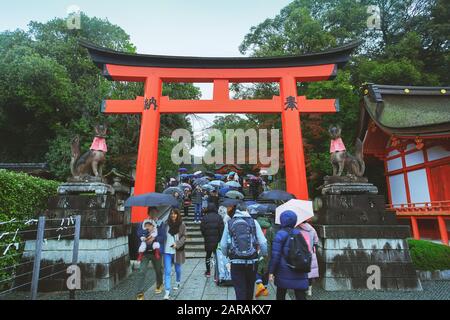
[144, 258, 282, 300]
[3, 258, 449, 300]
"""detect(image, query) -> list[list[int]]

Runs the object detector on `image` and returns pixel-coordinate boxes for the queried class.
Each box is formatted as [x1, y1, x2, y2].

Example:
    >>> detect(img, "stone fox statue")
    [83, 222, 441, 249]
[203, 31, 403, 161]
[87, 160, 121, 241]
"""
[70, 125, 107, 179]
[329, 125, 365, 177]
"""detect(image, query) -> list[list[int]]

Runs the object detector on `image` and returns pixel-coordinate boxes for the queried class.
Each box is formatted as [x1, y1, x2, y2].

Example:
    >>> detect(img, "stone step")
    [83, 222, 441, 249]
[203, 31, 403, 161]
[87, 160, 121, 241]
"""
[186, 251, 206, 259]
[185, 237, 205, 245]
[185, 244, 205, 252]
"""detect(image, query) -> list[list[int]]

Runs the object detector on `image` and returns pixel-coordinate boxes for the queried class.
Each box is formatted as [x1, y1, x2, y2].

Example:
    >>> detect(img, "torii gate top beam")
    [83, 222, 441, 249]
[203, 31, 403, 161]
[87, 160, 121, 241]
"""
[80, 39, 360, 72]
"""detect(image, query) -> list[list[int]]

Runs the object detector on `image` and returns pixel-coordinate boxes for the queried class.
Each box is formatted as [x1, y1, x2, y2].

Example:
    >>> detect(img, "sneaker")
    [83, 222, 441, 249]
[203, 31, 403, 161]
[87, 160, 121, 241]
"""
[136, 292, 145, 300]
[204, 271, 211, 278]
[255, 283, 266, 298]
[173, 282, 181, 290]
[163, 291, 170, 300]
[155, 285, 163, 294]
[307, 286, 312, 297]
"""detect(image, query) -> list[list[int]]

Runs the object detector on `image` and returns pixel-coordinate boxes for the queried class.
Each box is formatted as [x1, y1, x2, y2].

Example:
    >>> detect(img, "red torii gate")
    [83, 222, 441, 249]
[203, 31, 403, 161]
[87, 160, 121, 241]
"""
[81, 40, 359, 222]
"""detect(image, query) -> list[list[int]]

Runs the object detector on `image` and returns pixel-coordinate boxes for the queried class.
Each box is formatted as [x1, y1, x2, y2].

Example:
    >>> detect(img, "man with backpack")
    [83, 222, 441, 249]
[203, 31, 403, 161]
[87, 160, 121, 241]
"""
[269, 210, 310, 300]
[220, 203, 268, 300]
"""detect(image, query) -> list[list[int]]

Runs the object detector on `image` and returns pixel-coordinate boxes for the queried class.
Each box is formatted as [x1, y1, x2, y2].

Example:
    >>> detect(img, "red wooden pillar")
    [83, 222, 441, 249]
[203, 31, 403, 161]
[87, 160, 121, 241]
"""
[410, 216, 420, 240]
[437, 216, 449, 245]
[280, 76, 309, 200]
[132, 76, 162, 222]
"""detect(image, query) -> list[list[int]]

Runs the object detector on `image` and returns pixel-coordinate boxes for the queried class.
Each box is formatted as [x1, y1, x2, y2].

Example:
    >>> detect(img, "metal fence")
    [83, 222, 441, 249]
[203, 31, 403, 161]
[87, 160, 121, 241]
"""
[0, 215, 81, 300]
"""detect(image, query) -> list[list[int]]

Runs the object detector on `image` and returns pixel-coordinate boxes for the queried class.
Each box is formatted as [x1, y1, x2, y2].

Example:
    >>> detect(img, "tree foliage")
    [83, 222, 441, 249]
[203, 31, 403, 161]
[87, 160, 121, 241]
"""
[0, 13, 200, 180]
[214, 0, 449, 196]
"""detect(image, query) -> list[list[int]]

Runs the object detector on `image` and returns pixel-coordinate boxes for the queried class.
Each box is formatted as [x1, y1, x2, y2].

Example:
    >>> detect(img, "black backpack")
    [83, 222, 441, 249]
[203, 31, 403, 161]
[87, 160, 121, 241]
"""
[284, 229, 312, 273]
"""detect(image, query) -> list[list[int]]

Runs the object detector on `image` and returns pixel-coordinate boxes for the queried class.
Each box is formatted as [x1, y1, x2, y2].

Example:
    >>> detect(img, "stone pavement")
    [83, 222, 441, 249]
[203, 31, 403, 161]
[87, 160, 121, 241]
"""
[2, 258, 449, 300]
[144, 258, 282, 300]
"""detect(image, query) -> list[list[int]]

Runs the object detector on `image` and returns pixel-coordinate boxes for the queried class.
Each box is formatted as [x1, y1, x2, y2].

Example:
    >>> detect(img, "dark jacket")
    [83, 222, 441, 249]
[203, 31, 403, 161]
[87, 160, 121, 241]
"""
[208, 195, 220, 208]
[192, 188, 203, 204]
[268, 210, 309, 290]
[200, 204, 224, 252]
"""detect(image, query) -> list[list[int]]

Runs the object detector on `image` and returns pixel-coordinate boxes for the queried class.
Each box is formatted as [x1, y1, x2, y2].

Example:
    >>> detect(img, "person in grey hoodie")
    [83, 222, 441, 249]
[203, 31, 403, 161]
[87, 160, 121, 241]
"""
[220, 203, 268, 300]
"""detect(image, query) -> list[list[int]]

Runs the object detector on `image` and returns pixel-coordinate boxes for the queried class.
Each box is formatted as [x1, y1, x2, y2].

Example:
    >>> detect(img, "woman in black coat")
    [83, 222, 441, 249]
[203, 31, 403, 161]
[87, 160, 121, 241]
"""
[200, 203, 224, 277]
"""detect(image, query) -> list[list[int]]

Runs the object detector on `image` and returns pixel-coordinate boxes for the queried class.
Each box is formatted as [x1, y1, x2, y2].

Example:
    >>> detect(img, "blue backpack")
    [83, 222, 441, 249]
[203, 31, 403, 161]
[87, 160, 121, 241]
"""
[228, 217, 258, 260]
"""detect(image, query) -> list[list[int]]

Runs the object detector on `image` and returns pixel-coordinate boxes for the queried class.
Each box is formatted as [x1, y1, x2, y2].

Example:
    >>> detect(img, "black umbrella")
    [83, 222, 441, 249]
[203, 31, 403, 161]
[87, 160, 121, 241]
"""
[221, 198, 243, 207]
[125, 192, 179, 208]
[258, 190, 295, 202]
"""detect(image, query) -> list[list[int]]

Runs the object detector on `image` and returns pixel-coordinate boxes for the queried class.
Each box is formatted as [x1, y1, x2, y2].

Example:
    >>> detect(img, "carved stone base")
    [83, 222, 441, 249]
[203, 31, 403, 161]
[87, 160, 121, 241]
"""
[57, 182, 115, 195]
[315, 193, 421, 291]
[322, 183, 378, 195]
[324, 175, 369, 184]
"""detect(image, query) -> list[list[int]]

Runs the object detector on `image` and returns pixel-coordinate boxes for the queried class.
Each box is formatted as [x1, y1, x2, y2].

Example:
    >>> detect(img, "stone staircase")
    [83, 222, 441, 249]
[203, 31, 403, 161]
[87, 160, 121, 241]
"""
[184, 205, 206, 259]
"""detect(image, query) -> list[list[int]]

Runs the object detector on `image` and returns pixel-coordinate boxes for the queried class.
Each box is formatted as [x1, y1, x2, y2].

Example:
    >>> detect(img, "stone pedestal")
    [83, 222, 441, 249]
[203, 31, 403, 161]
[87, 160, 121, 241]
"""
[18, 184, 131, 292]
[316, 181, 422, 291]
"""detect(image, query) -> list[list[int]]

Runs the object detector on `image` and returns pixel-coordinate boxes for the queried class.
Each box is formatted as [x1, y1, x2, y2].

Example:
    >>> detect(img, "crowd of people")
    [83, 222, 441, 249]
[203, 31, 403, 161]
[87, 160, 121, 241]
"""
[135, 171, 319, 301]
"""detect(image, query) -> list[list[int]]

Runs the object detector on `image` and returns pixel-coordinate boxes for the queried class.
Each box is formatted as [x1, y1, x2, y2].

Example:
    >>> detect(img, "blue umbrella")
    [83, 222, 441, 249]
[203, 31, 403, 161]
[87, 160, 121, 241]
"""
[225, 190, 245, 200]
[247, 204, 276, 215]
[209, 180, 225, 188]
[193, 177, 210, 186]
[221, 198, 243, 207]
[214, 174, 224, 180]
[178, 168, 188, 173]
[125, 192, 179, 208]
[259, 190, 295, 201]
[225, 181, 241, 188]
[245, 201, 258, 206]
[163, 187, 184, 197]
[219, 186, 231, 197]
[202, 184, 215, 192]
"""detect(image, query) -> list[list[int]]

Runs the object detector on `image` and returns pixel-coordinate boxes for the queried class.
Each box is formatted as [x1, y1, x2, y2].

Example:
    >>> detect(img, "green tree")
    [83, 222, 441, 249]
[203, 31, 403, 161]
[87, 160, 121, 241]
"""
[233, 0, 449, 195]
[0, 13, 200, 181]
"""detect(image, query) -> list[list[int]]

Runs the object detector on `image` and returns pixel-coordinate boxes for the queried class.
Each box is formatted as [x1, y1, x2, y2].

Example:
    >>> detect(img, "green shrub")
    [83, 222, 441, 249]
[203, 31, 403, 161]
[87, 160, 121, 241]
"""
[0, 169, 60, 291]
[408, 239, 450, 271]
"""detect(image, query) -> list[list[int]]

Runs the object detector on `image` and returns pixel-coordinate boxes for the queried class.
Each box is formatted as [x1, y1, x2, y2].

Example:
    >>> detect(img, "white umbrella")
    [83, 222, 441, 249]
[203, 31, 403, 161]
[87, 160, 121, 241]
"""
[275, 199, 314, 227]
[194, 171, 202, 176]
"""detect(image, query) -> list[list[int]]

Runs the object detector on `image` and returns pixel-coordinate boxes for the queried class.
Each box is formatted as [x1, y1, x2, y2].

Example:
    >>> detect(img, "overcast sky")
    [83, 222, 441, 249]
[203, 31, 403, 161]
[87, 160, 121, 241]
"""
[1, 0, 292, 155]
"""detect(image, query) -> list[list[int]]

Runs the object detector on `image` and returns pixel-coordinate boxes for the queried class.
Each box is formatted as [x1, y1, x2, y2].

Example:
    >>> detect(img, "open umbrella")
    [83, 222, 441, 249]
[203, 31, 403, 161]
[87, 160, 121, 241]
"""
[179, 183, 192, 190]
[221, 198, 243, 207]
[178, 168, 188, 173]
[163, 187, 184, 197]
[225, 181, 241, 188]
[202, 184, 215, 192]
[214, 174, 224, 180]
[225, 190, 245, 200]
[219, 186, 231, 197]
[193, 177, 210, 186]
[194, 171, 202, 176]
[125, 192, 179, 208]
[259, 190, 295, 202]
[275, 199, 314, 227]
[209, 180, 225, 188]
[248, 204, 276, 215]
[245, 200, 258, 206]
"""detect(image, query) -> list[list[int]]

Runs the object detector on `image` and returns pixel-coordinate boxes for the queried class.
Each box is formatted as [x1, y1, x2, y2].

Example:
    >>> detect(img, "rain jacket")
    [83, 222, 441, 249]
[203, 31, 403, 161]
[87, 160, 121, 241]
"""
[220, 209, 268, 264]
[269, 210, 309, 290]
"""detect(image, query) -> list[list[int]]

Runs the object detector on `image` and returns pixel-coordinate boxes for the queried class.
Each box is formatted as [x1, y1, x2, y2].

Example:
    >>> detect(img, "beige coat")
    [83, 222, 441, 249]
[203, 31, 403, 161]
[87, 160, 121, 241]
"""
[163, 222, 187, 265]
